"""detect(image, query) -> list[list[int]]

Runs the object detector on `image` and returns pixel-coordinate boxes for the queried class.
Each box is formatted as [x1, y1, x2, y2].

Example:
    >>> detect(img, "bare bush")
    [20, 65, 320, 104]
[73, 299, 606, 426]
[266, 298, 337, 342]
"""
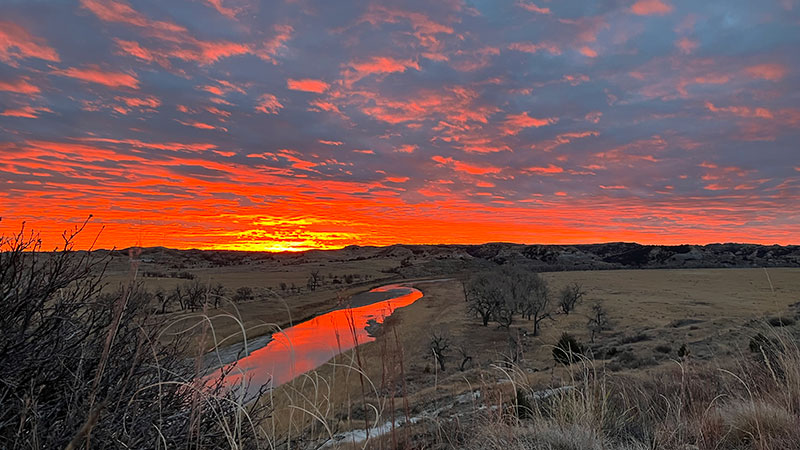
[429, 329, 450, 371]
[0, 225, 270, 449]
[234, 286, 255, 303]
[587, 302, 610, 343]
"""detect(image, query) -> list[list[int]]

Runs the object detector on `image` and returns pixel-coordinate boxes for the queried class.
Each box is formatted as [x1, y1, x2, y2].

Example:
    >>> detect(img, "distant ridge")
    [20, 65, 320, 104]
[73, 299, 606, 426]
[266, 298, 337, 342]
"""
[96, 242, 800, 274]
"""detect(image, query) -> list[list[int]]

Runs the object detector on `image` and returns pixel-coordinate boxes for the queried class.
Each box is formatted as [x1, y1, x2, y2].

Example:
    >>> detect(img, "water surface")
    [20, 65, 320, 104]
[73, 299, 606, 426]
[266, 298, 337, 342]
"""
[220, 283, 422, 393]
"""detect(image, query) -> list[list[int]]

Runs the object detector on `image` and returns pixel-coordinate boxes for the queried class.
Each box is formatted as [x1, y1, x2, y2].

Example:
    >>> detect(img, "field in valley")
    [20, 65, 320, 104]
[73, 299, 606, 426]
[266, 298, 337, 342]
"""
[97, 246, 800, 447]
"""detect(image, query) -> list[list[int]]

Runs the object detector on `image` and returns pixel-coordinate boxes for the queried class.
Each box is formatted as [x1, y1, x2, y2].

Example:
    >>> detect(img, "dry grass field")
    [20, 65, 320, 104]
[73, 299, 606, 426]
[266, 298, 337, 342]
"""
[108, 252, 797, 448]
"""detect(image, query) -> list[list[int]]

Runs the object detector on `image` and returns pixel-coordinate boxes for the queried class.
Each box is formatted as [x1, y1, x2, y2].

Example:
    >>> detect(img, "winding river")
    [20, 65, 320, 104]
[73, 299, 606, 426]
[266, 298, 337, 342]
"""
[217, 283, 423, 395]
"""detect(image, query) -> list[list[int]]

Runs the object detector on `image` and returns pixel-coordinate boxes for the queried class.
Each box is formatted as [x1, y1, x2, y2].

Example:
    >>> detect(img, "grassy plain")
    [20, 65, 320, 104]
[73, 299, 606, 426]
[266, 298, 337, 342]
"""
[100, 248, 800, 447]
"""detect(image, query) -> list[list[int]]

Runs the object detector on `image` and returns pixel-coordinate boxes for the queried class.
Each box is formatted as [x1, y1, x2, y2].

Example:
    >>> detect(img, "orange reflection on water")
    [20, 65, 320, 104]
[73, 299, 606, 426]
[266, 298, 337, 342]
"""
[221, 284, 422, 391]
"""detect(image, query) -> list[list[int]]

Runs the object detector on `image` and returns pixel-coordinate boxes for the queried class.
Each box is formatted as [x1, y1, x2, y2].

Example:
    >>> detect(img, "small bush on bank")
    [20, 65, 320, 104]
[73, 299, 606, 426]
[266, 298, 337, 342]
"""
[553, 333, 585, 365]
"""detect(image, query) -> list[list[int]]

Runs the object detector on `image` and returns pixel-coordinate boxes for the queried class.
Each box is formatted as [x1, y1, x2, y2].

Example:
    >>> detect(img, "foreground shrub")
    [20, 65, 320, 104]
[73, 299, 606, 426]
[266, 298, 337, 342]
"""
[553, 333, 585, 365]
[0, 225, 270, 449]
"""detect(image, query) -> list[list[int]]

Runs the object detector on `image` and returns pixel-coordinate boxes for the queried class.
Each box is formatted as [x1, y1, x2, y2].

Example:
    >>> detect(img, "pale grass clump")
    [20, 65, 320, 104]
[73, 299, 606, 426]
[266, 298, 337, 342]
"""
[706, 400, 796, 449]
[445, 324, 800, 450]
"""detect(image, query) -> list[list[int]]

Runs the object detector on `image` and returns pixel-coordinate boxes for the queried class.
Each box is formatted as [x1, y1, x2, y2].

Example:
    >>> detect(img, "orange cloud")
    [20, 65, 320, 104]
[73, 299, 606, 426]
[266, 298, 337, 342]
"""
[85, 1, 289, 65]
[579, 46, 598, 58]
[517, 1, 551, 14]
[0, 21, 60, 64]
[255, 94, 283, 114]
[116, 96, 160, 109]
[258, 24, 293, 63]
[203, 0, 238, 19]
[319, 140, 343, 146]
[432, 155, 502, 175]
[344, 56, 420, 85]
[176, 120, 225, 131]
[1, 106, 52, 118]
[80, 0, 186, 32]
[115, 39, 155, 63]
[395, 144, 417, 153]
[359, 5, 453, 52]
[524, 164, 564, 175]
[745, 63, 788, 81]
[502, 112, 557, 135]
[705, 101, 773, 119]
[287, 78, 330, 93]
[0, 77, 40, 95]
[676, 37, 698, 54]
[630, 0, 673, 16]
[54, 66, 139, 89]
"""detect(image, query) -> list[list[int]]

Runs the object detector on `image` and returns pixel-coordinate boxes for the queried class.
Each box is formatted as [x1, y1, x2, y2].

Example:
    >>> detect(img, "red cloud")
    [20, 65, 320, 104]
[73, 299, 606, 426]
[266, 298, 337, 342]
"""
[524, 164, 564, 175]
[0, 21, 60, 64]
[319, 140, 343, 146]
[502, 112, 557, 135]
[0, 77, 40, 95]
[54, 66, 139, 89]
[630, 0, 673, 15]
[386, 176, 409, 183]
[432, 155, 502, 175]
[255, 94, 283, 114]
[745, 63, 788, 81]
[287, 78, 330, 93]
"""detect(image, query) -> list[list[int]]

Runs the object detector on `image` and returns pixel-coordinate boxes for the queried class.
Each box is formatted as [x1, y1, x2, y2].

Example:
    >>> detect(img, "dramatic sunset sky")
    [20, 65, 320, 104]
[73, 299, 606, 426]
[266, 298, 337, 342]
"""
[1, 0, 798, 251]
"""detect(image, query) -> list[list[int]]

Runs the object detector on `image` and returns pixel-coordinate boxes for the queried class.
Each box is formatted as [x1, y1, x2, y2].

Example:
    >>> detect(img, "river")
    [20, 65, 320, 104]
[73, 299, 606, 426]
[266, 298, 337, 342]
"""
[214, 283, 423, 396]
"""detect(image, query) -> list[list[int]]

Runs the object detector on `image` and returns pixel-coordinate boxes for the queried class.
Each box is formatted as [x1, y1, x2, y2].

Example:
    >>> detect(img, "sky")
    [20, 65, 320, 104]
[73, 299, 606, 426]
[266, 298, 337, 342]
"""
[1, 0, 799, 251]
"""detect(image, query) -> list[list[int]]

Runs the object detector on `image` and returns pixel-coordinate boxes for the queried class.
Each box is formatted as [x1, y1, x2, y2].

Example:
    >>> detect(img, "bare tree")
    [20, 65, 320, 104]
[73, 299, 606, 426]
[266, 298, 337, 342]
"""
[558, 283, 585, 315]
[307, 269, 321, 291]
[457, 346, 473, 371]
[169, 284, 186, 310]
[154, 286, 170, 314]
[494, 293, 516, 329]
[587, 302, 610, 343]
[184, 279, 208, 311]
[429, 329, 450, 371]
[463, 273, 505, 326]
[508, 269, 551, 336]
[208, 283, 226, 308]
